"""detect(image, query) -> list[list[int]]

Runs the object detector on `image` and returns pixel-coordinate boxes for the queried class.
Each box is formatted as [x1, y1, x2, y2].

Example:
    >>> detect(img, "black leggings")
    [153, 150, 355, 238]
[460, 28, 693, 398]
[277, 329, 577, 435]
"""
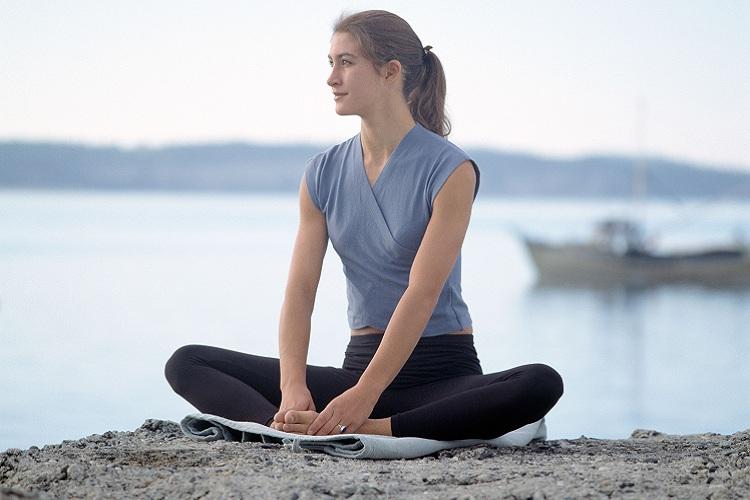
[164, 333, 563, 441]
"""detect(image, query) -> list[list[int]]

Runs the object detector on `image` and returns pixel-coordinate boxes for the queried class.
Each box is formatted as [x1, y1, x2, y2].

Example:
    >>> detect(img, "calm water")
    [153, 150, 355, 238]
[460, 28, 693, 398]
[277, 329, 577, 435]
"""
[1, 190, 749, 451]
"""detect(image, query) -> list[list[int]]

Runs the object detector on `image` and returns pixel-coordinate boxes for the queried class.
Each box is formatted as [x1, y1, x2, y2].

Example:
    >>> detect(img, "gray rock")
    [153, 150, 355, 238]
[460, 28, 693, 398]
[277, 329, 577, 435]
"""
[0, 422, 748, 499]
[630, 429, 664, 439]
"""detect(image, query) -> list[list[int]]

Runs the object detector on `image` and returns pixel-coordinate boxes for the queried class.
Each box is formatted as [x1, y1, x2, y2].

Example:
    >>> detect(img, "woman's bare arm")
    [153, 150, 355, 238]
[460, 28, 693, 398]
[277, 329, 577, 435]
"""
[278, 175, 328, 392]
[356, 160, 477, 397]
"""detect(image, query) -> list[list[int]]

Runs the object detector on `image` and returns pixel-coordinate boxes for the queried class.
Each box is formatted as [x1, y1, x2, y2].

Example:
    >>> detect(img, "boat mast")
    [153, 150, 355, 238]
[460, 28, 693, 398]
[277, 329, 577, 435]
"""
[632, 96, 648, 220]
[626, 95, 649, 252]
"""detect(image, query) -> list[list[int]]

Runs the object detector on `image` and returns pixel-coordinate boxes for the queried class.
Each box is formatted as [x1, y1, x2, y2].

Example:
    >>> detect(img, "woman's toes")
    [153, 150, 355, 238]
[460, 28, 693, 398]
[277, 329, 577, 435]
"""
[282, 423, 309, 434]
[279, 411, 319, 434]
[287, 410, 318, 424]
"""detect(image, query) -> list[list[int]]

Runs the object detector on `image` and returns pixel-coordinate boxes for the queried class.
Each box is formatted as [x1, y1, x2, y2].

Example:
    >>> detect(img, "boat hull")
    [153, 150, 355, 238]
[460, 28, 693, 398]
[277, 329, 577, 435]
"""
[524, 239, 750, 287]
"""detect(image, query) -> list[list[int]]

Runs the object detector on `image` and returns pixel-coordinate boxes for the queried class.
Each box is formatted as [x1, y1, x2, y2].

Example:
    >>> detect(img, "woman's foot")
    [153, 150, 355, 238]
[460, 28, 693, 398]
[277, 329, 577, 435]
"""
[275, 410, 318, 434]
[273, 410, 392, 436]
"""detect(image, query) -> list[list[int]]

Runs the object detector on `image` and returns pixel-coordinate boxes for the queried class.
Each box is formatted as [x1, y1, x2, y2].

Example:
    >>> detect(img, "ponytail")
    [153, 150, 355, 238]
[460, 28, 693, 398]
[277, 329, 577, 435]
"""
[409, 47, 450, 137]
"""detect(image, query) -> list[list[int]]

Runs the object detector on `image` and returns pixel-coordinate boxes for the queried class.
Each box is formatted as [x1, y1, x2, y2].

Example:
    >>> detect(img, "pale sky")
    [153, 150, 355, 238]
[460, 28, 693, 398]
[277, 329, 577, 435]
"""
[1, 0, 748, 171]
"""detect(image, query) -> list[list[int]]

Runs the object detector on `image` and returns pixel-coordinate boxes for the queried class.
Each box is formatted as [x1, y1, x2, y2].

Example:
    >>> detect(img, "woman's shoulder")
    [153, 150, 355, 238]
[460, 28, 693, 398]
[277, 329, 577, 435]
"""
[413, 123, 473, 160]
[303, 133, 359, 213]
[306, 133, 359, 169]
[412, 123, 480, 203]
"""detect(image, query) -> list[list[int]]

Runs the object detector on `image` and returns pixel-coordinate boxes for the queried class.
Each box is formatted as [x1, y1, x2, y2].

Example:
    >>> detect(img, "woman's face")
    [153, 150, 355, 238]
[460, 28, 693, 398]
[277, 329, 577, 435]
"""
[327, 31, 385, 117]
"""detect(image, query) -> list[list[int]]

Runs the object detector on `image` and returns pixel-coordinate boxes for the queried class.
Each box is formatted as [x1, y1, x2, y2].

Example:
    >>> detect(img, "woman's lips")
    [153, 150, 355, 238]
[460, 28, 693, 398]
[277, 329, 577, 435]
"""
[333, 93, 347, 100]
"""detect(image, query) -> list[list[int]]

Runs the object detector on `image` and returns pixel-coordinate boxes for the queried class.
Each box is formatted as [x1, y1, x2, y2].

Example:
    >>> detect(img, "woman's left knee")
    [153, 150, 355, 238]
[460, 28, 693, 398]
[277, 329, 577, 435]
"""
[528, 363, 564, 402]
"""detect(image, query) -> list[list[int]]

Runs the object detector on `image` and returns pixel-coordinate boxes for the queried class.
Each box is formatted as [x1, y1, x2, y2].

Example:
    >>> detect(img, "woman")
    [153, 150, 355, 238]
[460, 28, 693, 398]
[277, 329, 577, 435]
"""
[165, 10, 563, 441]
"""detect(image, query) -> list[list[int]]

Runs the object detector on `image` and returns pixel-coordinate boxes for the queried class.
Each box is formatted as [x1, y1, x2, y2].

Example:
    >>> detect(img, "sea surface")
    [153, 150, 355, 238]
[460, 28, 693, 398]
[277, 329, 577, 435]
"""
[1, 190, 749, 451]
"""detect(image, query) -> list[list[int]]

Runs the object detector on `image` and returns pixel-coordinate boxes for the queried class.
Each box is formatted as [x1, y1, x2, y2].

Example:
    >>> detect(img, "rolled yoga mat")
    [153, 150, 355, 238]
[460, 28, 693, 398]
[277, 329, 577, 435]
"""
[180, 413, 547, 460]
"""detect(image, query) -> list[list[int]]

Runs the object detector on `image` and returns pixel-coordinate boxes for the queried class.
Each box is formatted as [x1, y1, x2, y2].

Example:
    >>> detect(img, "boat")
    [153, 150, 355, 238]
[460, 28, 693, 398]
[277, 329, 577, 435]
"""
[522, 100, 750, 288]
[523, 217, 750, 287]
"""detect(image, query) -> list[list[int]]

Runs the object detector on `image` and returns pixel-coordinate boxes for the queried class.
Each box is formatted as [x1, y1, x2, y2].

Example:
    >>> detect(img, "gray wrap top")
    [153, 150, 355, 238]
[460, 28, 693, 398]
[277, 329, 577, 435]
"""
[304, 123, 480, 337]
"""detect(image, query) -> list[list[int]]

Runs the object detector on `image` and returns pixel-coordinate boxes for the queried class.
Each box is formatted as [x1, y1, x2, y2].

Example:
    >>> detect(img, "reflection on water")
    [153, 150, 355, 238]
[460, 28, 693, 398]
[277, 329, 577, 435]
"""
[520, 283, 750, 439]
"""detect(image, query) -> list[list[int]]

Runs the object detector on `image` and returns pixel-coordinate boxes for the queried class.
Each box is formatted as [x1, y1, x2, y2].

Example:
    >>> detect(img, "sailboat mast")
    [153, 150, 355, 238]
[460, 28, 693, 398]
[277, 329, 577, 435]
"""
[632, 96, 648, 215]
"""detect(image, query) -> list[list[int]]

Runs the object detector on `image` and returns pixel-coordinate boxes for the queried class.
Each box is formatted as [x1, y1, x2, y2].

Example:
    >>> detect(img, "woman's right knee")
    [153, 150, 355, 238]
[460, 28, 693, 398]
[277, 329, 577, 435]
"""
[164, 344, 207, 392]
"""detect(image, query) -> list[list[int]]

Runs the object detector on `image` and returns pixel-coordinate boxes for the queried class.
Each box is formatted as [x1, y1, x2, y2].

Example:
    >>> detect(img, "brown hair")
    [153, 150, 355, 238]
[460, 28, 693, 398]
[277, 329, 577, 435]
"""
[333, 10, 451, 137]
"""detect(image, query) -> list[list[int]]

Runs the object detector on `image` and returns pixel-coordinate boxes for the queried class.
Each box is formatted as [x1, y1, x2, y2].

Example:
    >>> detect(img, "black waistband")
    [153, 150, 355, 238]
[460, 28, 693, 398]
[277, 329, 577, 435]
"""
[347, 332, 477, 348]
[343, 333, 483, 389]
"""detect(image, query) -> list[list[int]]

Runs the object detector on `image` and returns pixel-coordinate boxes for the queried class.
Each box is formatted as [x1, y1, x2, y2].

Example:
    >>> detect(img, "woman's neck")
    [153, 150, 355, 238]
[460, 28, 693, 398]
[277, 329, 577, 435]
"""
[359, 107, 416, 165]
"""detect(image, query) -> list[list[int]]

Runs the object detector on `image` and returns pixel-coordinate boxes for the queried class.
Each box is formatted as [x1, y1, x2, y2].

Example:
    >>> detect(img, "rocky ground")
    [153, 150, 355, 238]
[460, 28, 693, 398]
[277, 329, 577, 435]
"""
[1, 420, 748, 499]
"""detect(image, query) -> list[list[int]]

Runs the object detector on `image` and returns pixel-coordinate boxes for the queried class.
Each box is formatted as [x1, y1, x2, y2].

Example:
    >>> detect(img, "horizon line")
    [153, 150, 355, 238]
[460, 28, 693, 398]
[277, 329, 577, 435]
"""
[1, 136, 748, 173]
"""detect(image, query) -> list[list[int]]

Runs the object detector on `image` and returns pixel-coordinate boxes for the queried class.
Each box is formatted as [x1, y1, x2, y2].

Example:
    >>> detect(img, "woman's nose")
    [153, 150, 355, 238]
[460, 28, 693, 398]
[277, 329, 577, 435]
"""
[327, 66, 340, 87]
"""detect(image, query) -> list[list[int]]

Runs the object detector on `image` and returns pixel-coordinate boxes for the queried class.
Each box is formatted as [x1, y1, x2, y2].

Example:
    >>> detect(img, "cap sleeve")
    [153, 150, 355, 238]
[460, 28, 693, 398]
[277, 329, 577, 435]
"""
[303, 156, 322, 212]
[427, 153, 480, 213]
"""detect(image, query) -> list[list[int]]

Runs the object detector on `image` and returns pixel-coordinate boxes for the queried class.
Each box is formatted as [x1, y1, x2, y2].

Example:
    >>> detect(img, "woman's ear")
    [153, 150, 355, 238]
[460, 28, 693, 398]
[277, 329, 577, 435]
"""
[383, 59, 403, 81]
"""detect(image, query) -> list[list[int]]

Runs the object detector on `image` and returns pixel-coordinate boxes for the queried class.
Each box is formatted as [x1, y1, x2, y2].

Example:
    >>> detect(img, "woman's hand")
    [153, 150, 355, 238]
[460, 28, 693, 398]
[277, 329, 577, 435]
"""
[272, 385, 316, 431]
[307, 384, 380, 435]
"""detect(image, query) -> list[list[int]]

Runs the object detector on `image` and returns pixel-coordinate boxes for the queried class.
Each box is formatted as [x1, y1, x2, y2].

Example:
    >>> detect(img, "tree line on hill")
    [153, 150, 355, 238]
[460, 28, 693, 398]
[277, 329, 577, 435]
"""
[1, 141, 749, 199]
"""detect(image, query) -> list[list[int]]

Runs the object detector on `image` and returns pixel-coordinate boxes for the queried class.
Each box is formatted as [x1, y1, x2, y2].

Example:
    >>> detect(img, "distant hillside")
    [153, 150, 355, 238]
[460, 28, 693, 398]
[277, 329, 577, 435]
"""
[1, 141, 749, 199]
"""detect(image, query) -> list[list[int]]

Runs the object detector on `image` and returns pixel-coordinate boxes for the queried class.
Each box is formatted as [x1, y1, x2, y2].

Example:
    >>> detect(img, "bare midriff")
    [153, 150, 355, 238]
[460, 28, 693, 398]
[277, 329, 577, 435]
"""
[351, 325, 473, 336]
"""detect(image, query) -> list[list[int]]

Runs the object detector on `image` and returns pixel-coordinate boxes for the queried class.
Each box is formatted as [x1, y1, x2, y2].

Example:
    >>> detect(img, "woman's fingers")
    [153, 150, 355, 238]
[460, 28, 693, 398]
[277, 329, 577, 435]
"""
[308, 407, 334, 435]
[316, 409, 348, 436]
[318, 417, 341, 436]
[307, 417, 323, 435]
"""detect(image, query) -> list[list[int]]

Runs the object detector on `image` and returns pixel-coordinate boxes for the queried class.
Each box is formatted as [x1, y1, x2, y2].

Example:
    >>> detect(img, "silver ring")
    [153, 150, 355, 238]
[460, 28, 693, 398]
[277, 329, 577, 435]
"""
[338, 424, 347, 433]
